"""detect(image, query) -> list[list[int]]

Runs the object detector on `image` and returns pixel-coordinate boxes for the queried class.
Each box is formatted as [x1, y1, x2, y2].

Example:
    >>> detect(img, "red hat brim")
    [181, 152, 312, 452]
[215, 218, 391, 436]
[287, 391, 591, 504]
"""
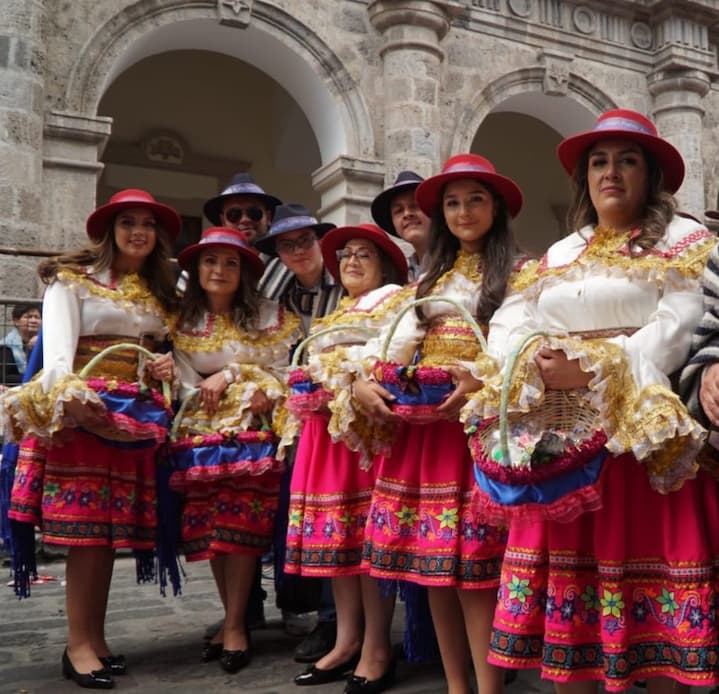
[415, 170, 523, 219]
[557, 129, 685, 193]
[177, 237, 265, 276]
[320, 225, 408, 285]
[86, 199, 181, 241]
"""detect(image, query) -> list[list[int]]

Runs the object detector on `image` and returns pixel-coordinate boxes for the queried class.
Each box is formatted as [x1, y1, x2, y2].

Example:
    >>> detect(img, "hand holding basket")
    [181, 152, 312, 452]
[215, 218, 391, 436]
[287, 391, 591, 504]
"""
[74, 342, 173, 445]
[287, 325, 373, 418]
[470, 331, 607, 524]
[372, 296, 487, 423]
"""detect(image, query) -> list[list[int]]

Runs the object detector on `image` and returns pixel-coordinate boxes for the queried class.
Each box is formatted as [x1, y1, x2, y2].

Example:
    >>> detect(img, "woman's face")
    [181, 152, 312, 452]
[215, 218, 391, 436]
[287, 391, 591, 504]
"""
[442, 179, 496, 253]
[113, 206, 158, 271]
[338, 238, 384, 298]
[198, 247, 242, 309]
[586, 138, 649, 231]
[14, 309, 41, 341]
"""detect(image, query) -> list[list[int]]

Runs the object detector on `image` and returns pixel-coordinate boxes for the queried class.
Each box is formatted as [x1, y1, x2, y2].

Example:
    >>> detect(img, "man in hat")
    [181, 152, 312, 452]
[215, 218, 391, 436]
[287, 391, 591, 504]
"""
[203, 172, 282, 244]
[256, 203, 345, 662]
[256, 203, 344, 334]
[371, 170, 431, 280]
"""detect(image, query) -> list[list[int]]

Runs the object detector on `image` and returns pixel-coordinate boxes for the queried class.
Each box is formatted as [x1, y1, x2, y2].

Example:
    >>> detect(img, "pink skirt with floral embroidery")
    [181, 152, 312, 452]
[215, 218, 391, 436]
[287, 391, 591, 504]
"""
[489, 452, 719, 691]
[362, 420, 507, 589]
[285, 413, 374, 577]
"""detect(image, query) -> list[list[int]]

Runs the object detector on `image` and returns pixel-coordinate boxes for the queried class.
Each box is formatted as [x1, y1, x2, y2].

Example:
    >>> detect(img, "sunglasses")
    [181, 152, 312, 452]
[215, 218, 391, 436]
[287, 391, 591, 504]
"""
[223, 206, 265, 224]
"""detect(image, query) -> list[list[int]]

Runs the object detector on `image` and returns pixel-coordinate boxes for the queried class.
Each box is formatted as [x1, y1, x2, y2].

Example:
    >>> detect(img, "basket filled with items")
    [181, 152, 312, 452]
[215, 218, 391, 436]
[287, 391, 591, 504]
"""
[372, 296, 487, 424]
[470, 331, 608, 525]
[167, 387, 280, 492]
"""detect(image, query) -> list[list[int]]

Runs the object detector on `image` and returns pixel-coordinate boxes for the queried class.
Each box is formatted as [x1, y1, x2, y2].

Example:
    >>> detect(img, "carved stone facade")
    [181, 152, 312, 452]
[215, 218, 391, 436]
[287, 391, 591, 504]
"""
[2, 0, 719, 296]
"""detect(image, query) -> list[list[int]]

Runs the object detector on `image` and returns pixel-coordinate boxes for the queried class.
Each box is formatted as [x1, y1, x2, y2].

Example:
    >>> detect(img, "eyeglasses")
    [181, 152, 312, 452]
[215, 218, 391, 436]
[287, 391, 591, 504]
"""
[276, 233, 317, 254]
[336, 249, 377, 263]
[223, 206, 264, 224]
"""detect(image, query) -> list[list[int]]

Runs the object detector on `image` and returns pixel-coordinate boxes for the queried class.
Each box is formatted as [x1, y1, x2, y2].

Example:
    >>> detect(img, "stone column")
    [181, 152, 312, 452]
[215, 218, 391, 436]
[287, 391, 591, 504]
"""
[648, 69, 710, 217]
[0, 0, 47, 298]
[42, 111, 112, 251]
[368, 0, 463, 183]
[312, 155, 385, 225]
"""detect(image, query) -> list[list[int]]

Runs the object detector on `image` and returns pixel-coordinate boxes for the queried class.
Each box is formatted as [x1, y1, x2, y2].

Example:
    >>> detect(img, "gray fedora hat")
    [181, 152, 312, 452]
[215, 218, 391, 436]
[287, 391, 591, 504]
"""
[370, 170, 424, 236]
[254, 203, 335, 256]
[203, 172, 282, 225]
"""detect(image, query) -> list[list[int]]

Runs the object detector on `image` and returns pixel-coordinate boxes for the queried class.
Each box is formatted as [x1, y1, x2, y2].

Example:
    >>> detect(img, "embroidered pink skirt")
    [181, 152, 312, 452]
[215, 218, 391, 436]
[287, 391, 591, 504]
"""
[10, 432, 158, 549]
[285, 413, 373, 577]
[489, 453, 719, 691]
[362, 419, 507, 589]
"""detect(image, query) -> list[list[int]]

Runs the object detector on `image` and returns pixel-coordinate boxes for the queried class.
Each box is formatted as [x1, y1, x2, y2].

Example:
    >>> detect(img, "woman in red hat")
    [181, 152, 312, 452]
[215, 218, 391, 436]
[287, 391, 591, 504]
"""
[283, 223, 409, 691]
[2, 189, 180, 688]
[170, 227, 300, 674]
[354, 154, 527, 694]
[481, 109, 719, 693]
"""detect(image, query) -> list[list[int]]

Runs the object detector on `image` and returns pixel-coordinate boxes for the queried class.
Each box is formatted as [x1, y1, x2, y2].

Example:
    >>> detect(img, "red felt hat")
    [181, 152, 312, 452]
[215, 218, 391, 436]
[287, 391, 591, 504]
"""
[557, 108, 685, 193]
[415, 154, 523, 219]
[177, 227, 265, 276]
[320, 223, 408, 285]
[86, 189, 182, 240]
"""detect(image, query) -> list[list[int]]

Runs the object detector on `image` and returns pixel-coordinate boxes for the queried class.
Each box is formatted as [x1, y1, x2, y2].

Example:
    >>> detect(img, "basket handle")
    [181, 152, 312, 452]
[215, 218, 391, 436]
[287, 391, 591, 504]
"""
[380, 295, 487, 362]
[170, 386, 200, 440]
[497, 330, 550, 467]
[291, 325, 375, 368]
[78, 342, 172, 406]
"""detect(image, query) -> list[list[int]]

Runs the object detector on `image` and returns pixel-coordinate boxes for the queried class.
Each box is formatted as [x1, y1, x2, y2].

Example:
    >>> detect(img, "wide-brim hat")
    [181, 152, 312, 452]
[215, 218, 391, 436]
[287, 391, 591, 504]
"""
[203, 173, 283, 225]
[557, 108, 685, 193]
[177, 226, 265, 276]
[254, 203, 335, 256]
[415, 154, 523, 219]
[320, 223, 408, 284]
[371, 170, 424, 235]
[86, 189, 182, 241]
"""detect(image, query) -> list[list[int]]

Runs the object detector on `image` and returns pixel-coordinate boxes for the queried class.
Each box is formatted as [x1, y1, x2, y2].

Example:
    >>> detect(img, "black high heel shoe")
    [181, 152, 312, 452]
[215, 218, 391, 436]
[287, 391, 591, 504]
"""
[201, 642, 224, 662]
[343, 658, 396, 694]
[294, 652, 361, 686]
[98, 654, 127, 676]
[61, 649, 114, 690]
[219, 646, 252, 674]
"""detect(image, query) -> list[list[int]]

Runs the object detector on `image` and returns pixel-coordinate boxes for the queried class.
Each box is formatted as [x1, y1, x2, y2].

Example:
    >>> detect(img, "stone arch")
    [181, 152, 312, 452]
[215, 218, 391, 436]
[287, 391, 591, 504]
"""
[449, 68, 616, 155]
[62, 0, 375, 163]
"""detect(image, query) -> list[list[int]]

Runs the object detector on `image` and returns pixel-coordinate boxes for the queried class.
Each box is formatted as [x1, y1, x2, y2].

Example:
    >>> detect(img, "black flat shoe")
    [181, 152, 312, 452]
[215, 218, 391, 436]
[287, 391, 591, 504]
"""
[295, 653, 361, 686]
[343, 658, 396, 694]
[98, 655, 127, 676]
[219, 646, 252, 674]
[62, 649, 114, 690]
[201, 641, 224, 662]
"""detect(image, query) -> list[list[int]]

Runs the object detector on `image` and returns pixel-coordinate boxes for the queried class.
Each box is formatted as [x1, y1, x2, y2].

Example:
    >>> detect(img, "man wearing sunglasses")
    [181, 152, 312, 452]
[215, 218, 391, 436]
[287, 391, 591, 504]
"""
[203, 172, 282, 244]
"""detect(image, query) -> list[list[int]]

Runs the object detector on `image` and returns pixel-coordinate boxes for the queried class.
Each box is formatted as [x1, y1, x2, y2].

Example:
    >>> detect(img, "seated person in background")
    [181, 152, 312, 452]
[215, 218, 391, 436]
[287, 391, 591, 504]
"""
[0, 304, 41, 381]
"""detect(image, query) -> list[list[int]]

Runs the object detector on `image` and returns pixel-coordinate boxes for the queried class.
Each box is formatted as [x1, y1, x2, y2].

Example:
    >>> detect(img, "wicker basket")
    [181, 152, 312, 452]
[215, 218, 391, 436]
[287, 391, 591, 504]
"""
[470, 331, 608, 524]
[168, 387, 281, 490]
[76, 342, 172, 445]
[373, 296, 487, 424]
[286, 325, 373, 419]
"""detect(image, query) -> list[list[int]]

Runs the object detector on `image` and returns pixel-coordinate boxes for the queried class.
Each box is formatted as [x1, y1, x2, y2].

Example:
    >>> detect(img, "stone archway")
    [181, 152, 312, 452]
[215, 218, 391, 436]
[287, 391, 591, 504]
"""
[446, 69, 616, 253]
[45, 1, 379, 247]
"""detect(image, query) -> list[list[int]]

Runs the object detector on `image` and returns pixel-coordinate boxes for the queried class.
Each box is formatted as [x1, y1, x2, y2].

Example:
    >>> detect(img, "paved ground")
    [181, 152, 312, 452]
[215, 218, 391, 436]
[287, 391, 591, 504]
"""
[0, 554, 714, 694]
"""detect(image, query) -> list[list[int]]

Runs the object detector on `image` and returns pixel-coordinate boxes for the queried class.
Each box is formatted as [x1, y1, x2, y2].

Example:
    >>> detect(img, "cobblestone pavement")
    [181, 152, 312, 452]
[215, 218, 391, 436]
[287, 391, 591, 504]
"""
[0, 555, 712, 694]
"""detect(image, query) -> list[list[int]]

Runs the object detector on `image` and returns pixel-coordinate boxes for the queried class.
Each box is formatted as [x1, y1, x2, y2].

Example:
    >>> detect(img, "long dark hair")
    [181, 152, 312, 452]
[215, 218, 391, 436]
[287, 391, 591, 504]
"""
[415, 181, 517, 325]
[177, 252, 262, 330]
[38, 214, 179, 313]
[566, 145, 676, 253]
